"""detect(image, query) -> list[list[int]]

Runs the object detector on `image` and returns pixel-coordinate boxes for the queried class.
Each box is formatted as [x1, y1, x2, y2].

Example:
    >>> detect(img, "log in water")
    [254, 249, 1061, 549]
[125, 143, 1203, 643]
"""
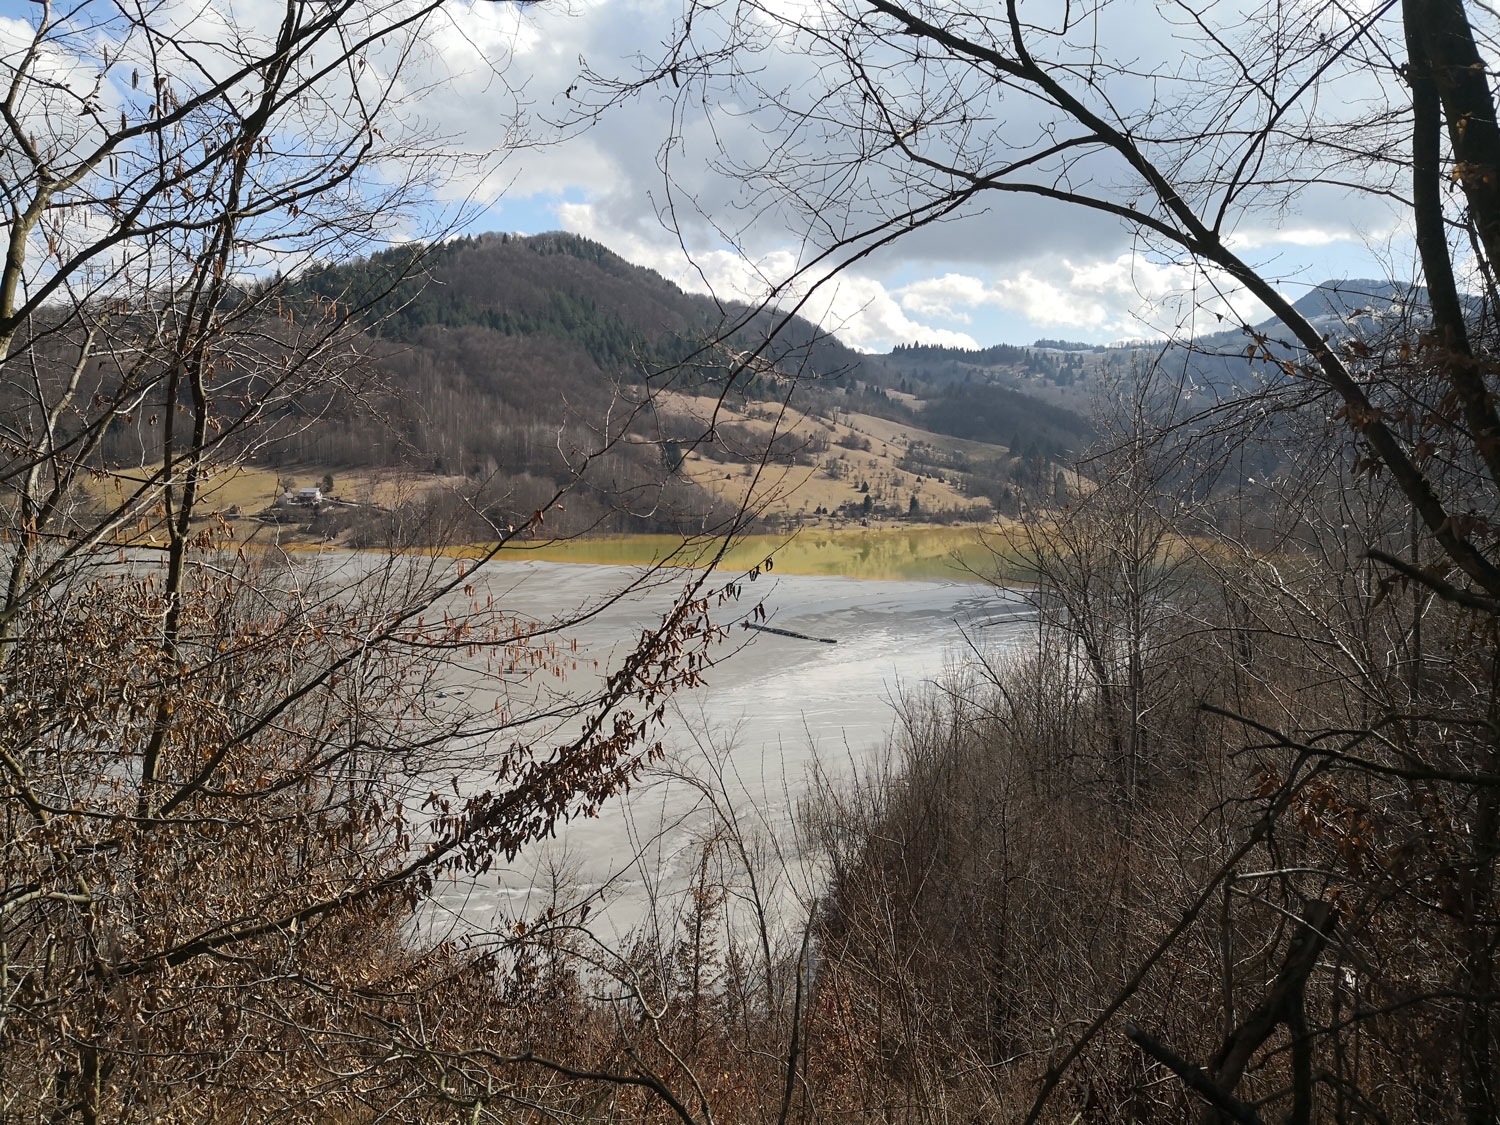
[745, 622, 839, 644]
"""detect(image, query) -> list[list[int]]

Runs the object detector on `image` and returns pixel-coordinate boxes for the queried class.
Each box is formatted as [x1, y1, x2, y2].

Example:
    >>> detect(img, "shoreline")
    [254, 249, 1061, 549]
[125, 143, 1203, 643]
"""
[439, 525, 1022, 584]
[251, 524, 1025, 584]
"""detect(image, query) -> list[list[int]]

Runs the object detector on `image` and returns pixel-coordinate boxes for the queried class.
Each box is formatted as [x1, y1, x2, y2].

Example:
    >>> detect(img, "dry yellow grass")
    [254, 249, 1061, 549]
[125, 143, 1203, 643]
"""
[79, 463, 472, 549]
[78, 389, 1015, 553]
[86, 464, 468, 513]
[653, 390, 1005, 525]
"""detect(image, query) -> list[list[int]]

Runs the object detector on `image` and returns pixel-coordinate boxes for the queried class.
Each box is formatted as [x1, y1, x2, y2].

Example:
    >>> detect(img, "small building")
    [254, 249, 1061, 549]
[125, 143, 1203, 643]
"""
[297, 487, 322, 505]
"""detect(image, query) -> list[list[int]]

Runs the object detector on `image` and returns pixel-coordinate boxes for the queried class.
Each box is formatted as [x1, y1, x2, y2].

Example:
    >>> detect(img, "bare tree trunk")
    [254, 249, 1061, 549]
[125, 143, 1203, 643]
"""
[1461, 780, 1499, 1125]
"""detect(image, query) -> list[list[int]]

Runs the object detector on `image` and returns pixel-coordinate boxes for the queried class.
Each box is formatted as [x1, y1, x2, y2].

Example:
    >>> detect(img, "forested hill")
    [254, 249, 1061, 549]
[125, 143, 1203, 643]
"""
[204, 232, 1095, 537]
[273, 230, 899, 472]
[291, 230, 901, 385]
[295, 231, 722, 368]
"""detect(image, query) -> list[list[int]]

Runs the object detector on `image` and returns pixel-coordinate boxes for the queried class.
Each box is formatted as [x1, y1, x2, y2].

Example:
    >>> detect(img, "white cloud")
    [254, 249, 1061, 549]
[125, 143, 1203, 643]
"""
[449, 0, 1411, 348]
[556, 201, 978, 351]
[892, 256, 1273, 343]
[562, 192, 1276, 349]
[896, 267, 1125, 334]
[9, 0, 1405, 350]
[893, 274, 990, 323]
[1227, 225, 1359, 251]
[798, 274, 980, 352]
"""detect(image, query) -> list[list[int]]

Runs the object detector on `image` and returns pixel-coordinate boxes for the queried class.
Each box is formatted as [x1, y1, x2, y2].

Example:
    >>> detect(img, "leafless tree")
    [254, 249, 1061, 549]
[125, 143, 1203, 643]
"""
[605, 0, 1500, 1120]
[0, 3, 776, 1120]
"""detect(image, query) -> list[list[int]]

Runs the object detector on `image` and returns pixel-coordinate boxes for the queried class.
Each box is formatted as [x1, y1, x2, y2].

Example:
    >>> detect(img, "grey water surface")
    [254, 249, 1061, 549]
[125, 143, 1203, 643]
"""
[315, 557, 1036, 943]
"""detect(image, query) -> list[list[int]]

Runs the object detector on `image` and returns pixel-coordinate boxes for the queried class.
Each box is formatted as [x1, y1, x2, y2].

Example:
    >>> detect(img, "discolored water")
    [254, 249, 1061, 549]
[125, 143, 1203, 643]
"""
[331, 557, 1036, 943]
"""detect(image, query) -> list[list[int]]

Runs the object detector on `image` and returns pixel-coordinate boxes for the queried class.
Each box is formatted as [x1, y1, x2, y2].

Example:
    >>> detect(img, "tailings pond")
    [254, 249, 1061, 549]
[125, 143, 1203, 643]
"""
[301, 554, 1036, 943]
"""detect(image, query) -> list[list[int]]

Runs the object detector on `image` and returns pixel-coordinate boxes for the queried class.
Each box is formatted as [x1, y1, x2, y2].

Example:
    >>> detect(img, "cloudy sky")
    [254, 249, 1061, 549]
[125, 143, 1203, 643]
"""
[1, 0, 1419, 352]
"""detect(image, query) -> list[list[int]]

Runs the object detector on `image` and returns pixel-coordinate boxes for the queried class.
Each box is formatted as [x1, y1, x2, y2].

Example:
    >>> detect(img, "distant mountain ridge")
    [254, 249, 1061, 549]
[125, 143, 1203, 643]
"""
[1287, 278, 1425, 324]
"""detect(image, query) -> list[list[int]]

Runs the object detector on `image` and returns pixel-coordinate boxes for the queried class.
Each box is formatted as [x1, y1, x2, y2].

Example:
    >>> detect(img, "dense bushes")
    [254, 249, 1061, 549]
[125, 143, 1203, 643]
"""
[795, 394, 1498, 1120]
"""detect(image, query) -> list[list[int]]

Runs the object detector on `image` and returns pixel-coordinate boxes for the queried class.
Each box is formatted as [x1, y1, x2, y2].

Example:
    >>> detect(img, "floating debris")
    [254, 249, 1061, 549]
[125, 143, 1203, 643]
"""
[746, 622, 838, 644]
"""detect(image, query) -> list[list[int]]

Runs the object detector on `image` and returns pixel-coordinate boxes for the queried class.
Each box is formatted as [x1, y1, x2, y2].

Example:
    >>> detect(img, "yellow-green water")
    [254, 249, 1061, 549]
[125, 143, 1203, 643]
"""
[461, 526, 1028, 583]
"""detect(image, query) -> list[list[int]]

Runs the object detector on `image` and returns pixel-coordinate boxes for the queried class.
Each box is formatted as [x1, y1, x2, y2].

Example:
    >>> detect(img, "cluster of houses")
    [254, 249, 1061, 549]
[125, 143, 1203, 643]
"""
[275, 486, 323, 507]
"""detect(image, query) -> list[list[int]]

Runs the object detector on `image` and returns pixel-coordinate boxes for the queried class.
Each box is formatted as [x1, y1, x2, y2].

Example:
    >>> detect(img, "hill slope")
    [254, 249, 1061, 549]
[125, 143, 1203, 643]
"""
[180, 233, 1092, 542]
